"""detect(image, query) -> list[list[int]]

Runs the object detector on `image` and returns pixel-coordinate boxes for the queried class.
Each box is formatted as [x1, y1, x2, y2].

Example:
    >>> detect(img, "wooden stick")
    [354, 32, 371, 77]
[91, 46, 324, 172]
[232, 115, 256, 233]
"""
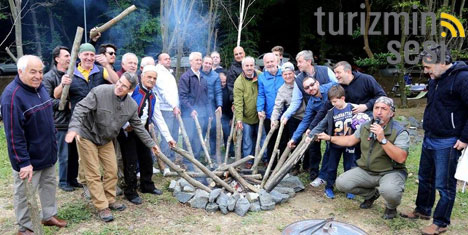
[235, 128, 243, 161]
[254, 116, 265, 156]
[261, 149, 280, 188]
[228, 167, 259, 193]
[59, 27, 83, 110]
[172, 146, 234, 193]
[90, 5, 137, 38]
[163, 171, 262, 179]
[224, 116, 236, 164]
[148, 124, 165, 171]
[205, 116, 212, 151]
[5, 47, 17, 62]
[217, 155, 254, 171]
[270, 146, 291, 180]
[193, 115, 213, 168]
[176, 114, 195, 156]
[24, 179, 44, 235]
[251, 125, 277, 174]
[215, 111, 222, 164]
[155, 151, 211, 192]
[245, 177, 262, 185]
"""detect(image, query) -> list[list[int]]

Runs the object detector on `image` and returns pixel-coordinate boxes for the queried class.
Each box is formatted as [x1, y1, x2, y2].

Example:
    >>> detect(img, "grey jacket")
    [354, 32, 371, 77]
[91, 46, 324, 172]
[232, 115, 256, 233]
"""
[271, 83, 305, 121]
[68, 84, 155, 147]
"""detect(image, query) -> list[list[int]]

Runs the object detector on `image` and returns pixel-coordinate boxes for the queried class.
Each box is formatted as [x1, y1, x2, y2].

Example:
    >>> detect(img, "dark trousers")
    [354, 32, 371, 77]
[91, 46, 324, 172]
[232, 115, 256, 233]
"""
[325, 145, 356, 190]
[119, 131, 156, 199]
[183, 116, 208, 171]
[304, 141, 322, 180]
[264, 118, 290, 162]
[67, 138, 80, 185]
[221, 115, 234, 157]
[208, 115, 219, 163]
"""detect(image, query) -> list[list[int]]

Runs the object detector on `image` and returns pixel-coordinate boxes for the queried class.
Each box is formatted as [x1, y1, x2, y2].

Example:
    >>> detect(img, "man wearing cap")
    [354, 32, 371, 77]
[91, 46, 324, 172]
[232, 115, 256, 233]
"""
[316, 97, 410, 220]
[65, 72, 160, 222]
[120, 65, 176, 205]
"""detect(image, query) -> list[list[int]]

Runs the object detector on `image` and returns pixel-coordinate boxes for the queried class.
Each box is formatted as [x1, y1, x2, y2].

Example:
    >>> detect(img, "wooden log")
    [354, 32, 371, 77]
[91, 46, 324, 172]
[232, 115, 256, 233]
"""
[217, 155, 254, 171]
[224, 116, 236, 164]
[148, 124, 165, 171]
[261, 149, 280, 188]
[254, 116, 265, 156]
[163, 171, 262, 179]
[90, 5, 137, 38]
[176, 114, 194, 156]
[251, 125, 277, 174]
[59, 27, 83, 110]
[235, 128, 243, 161]
[193, 115, 213, 168]
[245, 177, 262, 185]
[24, 179, 44, 235]
[205, 116, 212, 152]
[5, 47, 17, 62]
[155, 151, 211, 192]
[215, 111, 222, 164]
[228, 167, 259, 193]
[172, 146, 235, 193]
[270, 146, 291, 179]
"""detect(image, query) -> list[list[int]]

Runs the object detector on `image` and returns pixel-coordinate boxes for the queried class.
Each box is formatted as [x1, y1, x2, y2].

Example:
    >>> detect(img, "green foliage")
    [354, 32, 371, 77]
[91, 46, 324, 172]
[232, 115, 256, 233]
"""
[57, 201, 93, 224]
[0, 129, 11, 182]
[355, 52, 395, 72]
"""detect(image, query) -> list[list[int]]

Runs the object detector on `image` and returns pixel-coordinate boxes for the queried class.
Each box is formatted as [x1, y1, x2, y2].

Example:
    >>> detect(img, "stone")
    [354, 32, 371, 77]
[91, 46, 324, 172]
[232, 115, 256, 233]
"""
[216, 192, 229, 215]
[271, 190, 290, 203]
[235, 197, 250, 216]
[408, 116, 420, 128]
[273, 186, 296, 197]
[168, 180, 177, 192]
[277, 175, 305, 192]
[227, 195, 237, 212]
[178, 178, 191, 189]
[188, 189, 209, 209]
[209, 188, 222, 203]
[174, 191, 194, 203]
[249, 201, 261, 212]
[205, 202, 219, 212]
[246, 192, 259, 203]
[183, 185, 195, 192]
[259, 189, 275, 211]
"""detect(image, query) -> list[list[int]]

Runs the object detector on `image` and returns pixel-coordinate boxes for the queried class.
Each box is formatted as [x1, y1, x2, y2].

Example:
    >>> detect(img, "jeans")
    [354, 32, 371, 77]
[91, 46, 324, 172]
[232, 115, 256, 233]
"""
[242, 122, 265, 159]
[55, 130, 69, 187]
[415, 145, 460, 227]
[325, 145, 356, 190]
[160, 110, 179, 162]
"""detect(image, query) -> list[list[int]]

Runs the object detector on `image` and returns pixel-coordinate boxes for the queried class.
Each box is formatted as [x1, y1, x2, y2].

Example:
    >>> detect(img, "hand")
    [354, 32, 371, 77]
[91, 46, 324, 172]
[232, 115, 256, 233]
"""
[258, 111, 266, 119]
[19, 165, 33, 182]
[191, 110, 198, 118]
[352, 104, 368, 114]
[316, 132, 331, 141]
[125, 125, 133, 132]
[305, 129, 311, 136]
[231, 105, 235, 112]
[173, 107, 181, 116]
[90, 28, 101, 42]
[168, 140, 177, 148]
[305, 136, 313, 143]
[215, 107, 222, 115]
[271, 120, 279, 129]
[287, 140, 296, 149]
[152, 145, 161, 155]
[281, 117, 288, 125]
[236, 121, 243, 130]
[65, 131, 78, 143]
[370, 123, 385, 141]
[95, 54, 109, 67]
[453, 140, 467, 151]
[61, 74, 72, 86]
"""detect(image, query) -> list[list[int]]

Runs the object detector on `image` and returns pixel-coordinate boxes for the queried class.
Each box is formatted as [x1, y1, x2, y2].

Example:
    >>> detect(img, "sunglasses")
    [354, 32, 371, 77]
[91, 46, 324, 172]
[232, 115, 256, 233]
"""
[304, 81, 316, 90]
[106, 52, 116, 56]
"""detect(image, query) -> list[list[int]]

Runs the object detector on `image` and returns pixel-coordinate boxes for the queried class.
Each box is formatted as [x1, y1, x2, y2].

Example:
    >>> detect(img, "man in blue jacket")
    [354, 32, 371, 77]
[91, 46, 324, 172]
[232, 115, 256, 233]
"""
[1, 55, 67, 234]
[401, 45, 468, 235]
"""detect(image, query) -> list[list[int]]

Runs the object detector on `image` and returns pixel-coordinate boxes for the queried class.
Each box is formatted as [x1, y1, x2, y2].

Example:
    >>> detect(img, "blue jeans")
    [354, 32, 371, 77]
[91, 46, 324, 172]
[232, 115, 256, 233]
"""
[317, 144, 330, 180]
[56, 130, 69, 187]
[242, 122, 265, 159]
[415, 145, 460, 227]
[325, 145, 356, 190]
[159, 110, 179, 162]
[221, 115, 234, 156]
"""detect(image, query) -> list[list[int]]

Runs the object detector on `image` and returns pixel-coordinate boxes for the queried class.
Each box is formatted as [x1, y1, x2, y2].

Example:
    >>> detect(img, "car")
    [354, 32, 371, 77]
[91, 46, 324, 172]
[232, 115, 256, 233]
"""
[0, 61, 17, 75]
[256, 52, 294, 68]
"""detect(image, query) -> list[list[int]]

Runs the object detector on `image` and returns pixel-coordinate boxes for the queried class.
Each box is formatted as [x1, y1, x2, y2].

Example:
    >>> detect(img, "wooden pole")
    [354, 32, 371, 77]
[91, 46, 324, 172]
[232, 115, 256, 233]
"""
[59, 27, 83, 110]
[217, 155, 254, 171]
[228, 166, 259, 193]
[148, 124, 165, 171]
[172, 146, 235, 193]
[215, 111, 222, 164]
[176, 114, 195, 156]
[235, 128, 243, 161]
[5, 47, 17, 62]
[251, 125, 277, 174]
[24, 180, 44, 235]
[261, 149, 279, 188]
[193, 115, 214, 168]
[205, 116, 212, 152]
[155, 151, 211, 192]
[254, 116, 265, 156]
[164, 171, 262, 180]
[224, 116, 236, 164]
[270, 146, 291, 180]
[89, 5, 137, 38]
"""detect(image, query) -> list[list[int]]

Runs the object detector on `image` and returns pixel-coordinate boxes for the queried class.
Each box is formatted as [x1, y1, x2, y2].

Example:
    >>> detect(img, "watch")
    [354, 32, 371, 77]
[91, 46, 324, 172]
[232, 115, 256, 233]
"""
[380, 138, 388, 145]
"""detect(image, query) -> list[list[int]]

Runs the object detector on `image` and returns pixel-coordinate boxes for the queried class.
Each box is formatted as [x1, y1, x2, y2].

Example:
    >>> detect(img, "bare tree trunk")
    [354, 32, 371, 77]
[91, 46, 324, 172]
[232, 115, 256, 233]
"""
[398, 6, 409, 108]
[47, 9, 55, 41]
[9, 0, 23, 58]
[236, 0, 245, 46]
[363, 0, 374, 58]
[31, 8, 42, 56]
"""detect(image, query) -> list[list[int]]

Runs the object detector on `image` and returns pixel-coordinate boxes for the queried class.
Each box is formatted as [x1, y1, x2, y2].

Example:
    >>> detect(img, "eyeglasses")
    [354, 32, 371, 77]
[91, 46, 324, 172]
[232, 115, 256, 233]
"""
[106, 52, 116, 56]
[304, 81, 316, 90]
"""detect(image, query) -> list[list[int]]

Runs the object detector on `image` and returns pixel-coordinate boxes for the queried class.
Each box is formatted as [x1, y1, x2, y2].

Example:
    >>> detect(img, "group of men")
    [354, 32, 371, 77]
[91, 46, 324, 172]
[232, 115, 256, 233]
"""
[2, 40, 467, 235]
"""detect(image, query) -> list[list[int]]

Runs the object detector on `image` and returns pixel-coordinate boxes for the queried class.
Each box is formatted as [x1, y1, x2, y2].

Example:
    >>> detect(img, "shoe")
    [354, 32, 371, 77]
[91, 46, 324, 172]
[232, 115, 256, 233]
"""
[163, 168, 171, 176]
[17, 229, 34, 235]
[142, 188, 163, 195]
[310, 177, 325, 187]
[59, 184, 74, 192]
[109, 202, 126, 211]
[245, 162, 253, 169]
[325, 188, 335, 199]
[346, 193, 355, 200]
[41, 216, 67, 228]
[421, 224, 448, 235]
[82, 185, 91, 200]
[153, 167, 161, 174]
[69, 181, 83, 188]
[128, 196, 143, 205]
[116, 186, 123, 196]
[98, 208, 114, 222]
[383, 208, 398, 220]
[400, 210, 431, 220]
[360, 190, 380, 209]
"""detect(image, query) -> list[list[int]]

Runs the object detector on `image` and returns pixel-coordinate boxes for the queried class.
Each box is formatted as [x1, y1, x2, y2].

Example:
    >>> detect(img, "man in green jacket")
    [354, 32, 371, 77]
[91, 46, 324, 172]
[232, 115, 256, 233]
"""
[233, 56, 264, 160]
[316, 96, 409, 220]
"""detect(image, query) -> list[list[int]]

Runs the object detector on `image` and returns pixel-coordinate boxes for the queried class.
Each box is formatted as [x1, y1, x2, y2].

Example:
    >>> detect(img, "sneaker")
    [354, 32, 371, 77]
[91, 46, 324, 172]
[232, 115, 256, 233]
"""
[163, 168, 171, 176]
[325, 188, 335, 199]
[383, 207, 397, 220]
[400, 210, 431, 220]
[98, 208, 114, 222]
[59, 184, 74, 192]
[69, 181, 83, 188]
[421, 224, 448, 235]
[346, 193, 355, 200]
[310, 177, 325, 187]
[127, 196, 143, 205]
[152, 167, 160, 174]
[360, 190, 380, 209]
[109, 202, 126, 211]
[116, 186, 123, 196]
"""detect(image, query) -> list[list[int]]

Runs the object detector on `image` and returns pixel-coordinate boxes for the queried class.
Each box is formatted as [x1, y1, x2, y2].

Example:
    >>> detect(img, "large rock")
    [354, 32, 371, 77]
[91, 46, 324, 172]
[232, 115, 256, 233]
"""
[235, 197, 251, 216]
[273, 186, 295, 197]
[277, 175, 305, 192]
[249, 201, 261, 212]
[188, 189, 209, 209]
[209, 188, 222, 203]
[206, 202, 219, 213]
[246, 192, 259, 203]
[168, 180, 177, 192]
[408, 116, 421, 128]
[271, 190, 290, 203]
[216, 192, 229, 215]
[227, 195, 237, 212]
[183, 185, 195, 192]
[174, 191, 194, 203]
[259, 189, 275, 211]
[178, 178, 191, 189]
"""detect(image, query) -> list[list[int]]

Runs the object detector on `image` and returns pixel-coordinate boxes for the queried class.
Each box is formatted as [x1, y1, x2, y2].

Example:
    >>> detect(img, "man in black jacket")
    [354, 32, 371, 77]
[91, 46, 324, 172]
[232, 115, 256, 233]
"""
[401, 45, 468, 235]
[227, 46, 245, 101]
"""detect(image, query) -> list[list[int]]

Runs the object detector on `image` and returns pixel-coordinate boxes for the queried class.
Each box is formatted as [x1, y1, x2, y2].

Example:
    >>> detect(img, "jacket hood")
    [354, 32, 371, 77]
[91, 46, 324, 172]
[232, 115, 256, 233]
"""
[447, 61, 468, 74]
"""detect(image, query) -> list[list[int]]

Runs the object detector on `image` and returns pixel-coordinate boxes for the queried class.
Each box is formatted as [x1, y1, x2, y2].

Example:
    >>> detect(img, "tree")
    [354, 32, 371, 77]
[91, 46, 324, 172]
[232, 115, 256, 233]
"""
[220, 0, 257, 47]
